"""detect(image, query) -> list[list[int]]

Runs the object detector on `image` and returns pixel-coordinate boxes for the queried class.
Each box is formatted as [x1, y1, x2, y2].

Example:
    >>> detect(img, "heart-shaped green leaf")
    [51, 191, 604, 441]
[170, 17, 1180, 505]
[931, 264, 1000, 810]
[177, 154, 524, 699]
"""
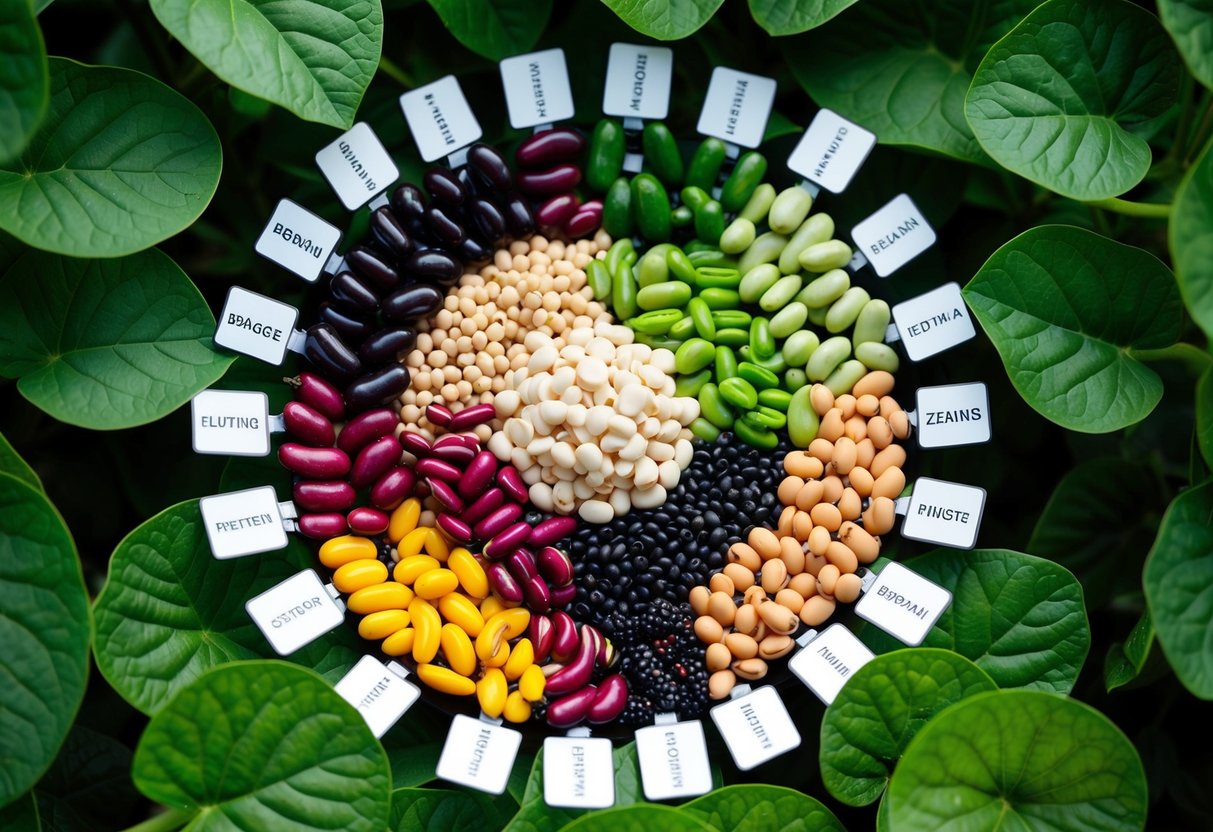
[1199, 369, 1213, 470]
[963, 225, 1183, 433]
[0, 0, 48, 163]
[819, 649, 997, 807]
[1172, 141, 1213, 339]
[390, 787, 515, 831]
[149, 0, 382, 129]
[887, 690, 1147, 831]
[748, 0, 856, 35]
[1105, 610, 1157, 692]
[558, 805, 714, 832]
[682, 784, 845, 831]
[0, 429, 40, 492]
[0, 248, 234, 430]
[425, 0, 552, 60]
[0, 473, 90, 808]
[132, 661, 390, 832]
[0, 59, 221, 257]
[503, 743, 643, 832]
[966, 0, 1182, 200]
[1144, 479, 1213, 699]
[599, 0, 724, 39]
[1159, 0, 1213, 90]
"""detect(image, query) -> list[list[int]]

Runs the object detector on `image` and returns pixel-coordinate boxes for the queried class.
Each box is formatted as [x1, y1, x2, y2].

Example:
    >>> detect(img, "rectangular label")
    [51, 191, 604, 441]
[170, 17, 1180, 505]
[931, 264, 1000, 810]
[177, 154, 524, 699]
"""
[436, 715, 521, 794]
[709, 686, 800, 771]
[916, 382, 991, 449]
[787, 108, 876, 193]
[334, 657, 420, 738]
[851, 193, 935, 277]
[891, 282, 975, 362]
[602, 43, 673, 120]
[855, 562, 953, 646]
[191, 390, 271, 457]
[788, 623, 875, 705]
[245, 569, 344, 656]
[315, 122, 399, 211]
[635, 720, 713, 801]
[543, 736, 615, 809]
[400, 75, 483, 162]
[500, 48, 575, 128]
[253, 198, 341, 283]
[696, 67, 776, 148]
[199, 486, 288, 560]
[902, 476, 987, 550]
[214, 286, 299, 366]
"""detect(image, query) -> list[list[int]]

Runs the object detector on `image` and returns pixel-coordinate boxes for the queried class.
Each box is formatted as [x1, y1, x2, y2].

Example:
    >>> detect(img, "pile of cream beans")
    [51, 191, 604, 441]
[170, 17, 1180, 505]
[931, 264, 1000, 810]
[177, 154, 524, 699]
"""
[487, 327, 698, 523]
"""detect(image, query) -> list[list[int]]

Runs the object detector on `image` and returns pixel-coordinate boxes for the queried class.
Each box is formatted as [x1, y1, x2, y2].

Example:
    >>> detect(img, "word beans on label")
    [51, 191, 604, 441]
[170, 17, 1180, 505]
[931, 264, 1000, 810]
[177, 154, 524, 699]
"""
[499, 48, 575, 128]
[709, 685, 800, 771]
[902, 476, 987, 550]
[787, 108, 877, 194]
[191, 390, 270, 457]
[315, 123, 399, 211]
[214, 286, 300, 365]
[915, 382, 991, 448]
[696, 67, 777, 149]
[602, 43, 673, 120]
[634, 719, 713, 801]
[253, 198, 342, 283]
[543, 736, 615, 809]
[788, 623, 875, 705]
[851, 193, 936, 277]
[435, 715, 521, 794]
[198, 486, 288, 560]
[400, 76, 483, 162]
[891, 282, 976, 361]
[245, 569, 344, 656]
[333, 656, 420, 738]
[855, 562, 952, 646]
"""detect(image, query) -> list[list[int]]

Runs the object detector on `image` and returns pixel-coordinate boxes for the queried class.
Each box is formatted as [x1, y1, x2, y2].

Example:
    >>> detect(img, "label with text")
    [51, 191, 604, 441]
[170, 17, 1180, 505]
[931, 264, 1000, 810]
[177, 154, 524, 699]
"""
[245, 569, 344, 656]
[191, 390, 270, 457]
[635, 719, 713, 801]
[214, 286, 299, 365]
[334, 656, 420, 738]
[696, 67, 776, 149]
[199, 486, 288, 560]
[436, 715, 521, 794]
[709, 685, 800, 771]
[915, 382, 991, 449]
[787, 108, 877, 193]
[851, 193, 935, 277]
[500, 48, 574, 128]
[400, 76, 483, 162]
[315, 123, 399, 211]
[855, 562, 952, 646]
[602, 43, 673, 120]
[543, 736, 615, 809]
[788, 623, 874, 705]
[902, 477, 987, 550]
[891, 282, 975, 362]
[253, 199, 341, 283]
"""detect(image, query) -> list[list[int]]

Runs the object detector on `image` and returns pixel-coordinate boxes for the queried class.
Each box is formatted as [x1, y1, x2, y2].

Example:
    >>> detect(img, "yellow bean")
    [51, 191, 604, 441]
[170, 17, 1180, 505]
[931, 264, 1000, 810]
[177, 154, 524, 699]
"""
[475, 615, 511, 664]
[518, 664, 546, 702]
[503, 690, 533, 723]
[438, 593, 485, 637]
[424, 527, 450, 561]
[448, 548, 489, 598]
[348, 582, 413, 614]
[415, 568, 459, 600]
[358, 609, 409, 641]
[416, 663, 475, 696]
[388, 498, 421, 544]
[493, 607, 531, 639]
[381, 627, 415, 656]
[440, 623, 477, 676]
[318, 535, 377, 569]
[408, 597, 442, 663]
[332, 559, 388, 594]
[477, 668, 508, 718]
[480, 595, 508, 619]
[503, 638, 534, 680]
[397, 526, 431, 559]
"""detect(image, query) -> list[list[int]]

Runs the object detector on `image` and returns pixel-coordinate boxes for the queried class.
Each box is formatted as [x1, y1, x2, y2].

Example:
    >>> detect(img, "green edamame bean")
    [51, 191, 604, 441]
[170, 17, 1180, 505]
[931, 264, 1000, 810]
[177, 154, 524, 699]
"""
[855, 342, 901, 373]
[638, 281, 692, 311]
[768, 186, 813, 235]
[688, 296, 716, 340]
[824, 359, 868, 396]
[675, 338, 715, 374]
[602, 177, 634, 238]
[681, 186, 711, 212]
[667, 248, 697, 283]
[779, 213, 836, 274]
[586, 119, 624, 192]
[714, 345, 738, 381]
[642, 122, 684, 186]
[825, 287, 871, 334]
[750, 317, 776, 360]
[797, 269, 850, 308]
[693, 200, 725, 245]
[722, 153, 769, 213]
[787, 386, 820, 447]
[634, 333, 682, 351]
[738, 361, 780, 390]
[782, 330, 820, 367]
[739, 263, 781, 304]
[674, 368, 712, 397]
[769, 302, 809, 338]
[695, 267, 742, 289]
[799, 239, 853, 273]
[784, 368, 808, 392]
[806, 336, 852, 381]
[698, 383, 735, 429]
[604, 237, 634, 275]
[687, 249, 736, 269]
[739, 347, 787, 374]
[743, 405, 786, 430]
[759, 275, 804, 313]
[715, 328, 749, 347]
[852, 299, 892, 346]
[733, 417, 778, 450]
[807, 304, 829, 327]
[757, 388, 793, 411]
[669, 315, 696, 340]
[671, 205, 694, 228]
[738, 232, 789, 275]
[612, 255, 638, 320]
[586, 259, 612, 301]
[686, 137, 727, 190]
[699, 288, 741, 309]
[719, 218, 756, 254]
[629, 308, 684, 334]
[631, 173, 672, 242]
[690, 417, 721, 442]
[637, 251, 669, 288]
[739, 183, 775, 225]
[719, 376, 758, 410]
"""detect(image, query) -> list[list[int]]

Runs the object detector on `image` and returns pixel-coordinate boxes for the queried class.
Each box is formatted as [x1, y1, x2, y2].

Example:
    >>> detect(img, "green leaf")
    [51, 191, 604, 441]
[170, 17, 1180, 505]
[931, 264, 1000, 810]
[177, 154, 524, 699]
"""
[0, 0, 48, 162]
[426, 0, 552, 60]
[390, 787, 515, 831]
[787, 0, 1037, 164]
[1172, 140, 1213, 339]
[819, 649, 997, 807]
[887, 690, 1147, 831]
[0, 248, 234, 430]
[1199, 368, 1213, 471]
[598, 0, 724, 39]
[682, 783, 845, 831]
[505, 744, 641, 832]
[1105, 610, 1157, 692]
[748, 0, 856, 35]
[963, 225, 1183, 433]
[149, 0, 382, 130]
[1159, 0, 1213, 90]
[0, 59, 221, 257]
[965, 0, 1182, 201]
[0, 429, 41, 492]
[558, 804, 714, 832]
[132, 661, 390, 832]
[0, 474, 90, 809]
[0, 793, 39, 831]
[34, 725, 139, 832]
[1143, 479, 1213, 698]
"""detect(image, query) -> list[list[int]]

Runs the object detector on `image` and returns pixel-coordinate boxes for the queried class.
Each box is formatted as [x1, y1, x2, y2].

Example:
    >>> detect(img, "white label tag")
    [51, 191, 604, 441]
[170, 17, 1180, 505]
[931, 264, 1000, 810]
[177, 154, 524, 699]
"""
[635, 720, 713, 801]
[787, 108, 876, 193]
[709, 686, 800, 771]
[788, 623, 874, 705]
[315, 123, 399, 211]
[696, 68, 776, 149]
[891, 282, 975, 362]
[500, 48, 575, 128]
[214, 286, 299, 366]
[851, 193, 936, 277]
[190, 390, 270, 457]
[902, 476, 987, 550]
[400, 75, 483, 162]
[334, 657, 421, 738]
[916, 383, 991, 449]
[199, 486, 288, 560]
[436, 715, 521, 794]
[253, 198, 342, 283]
[855, 562, 952, 646]
[543, 736, 615, 809]
[245, 569, 344, 656]
[602, 43, 673, 120]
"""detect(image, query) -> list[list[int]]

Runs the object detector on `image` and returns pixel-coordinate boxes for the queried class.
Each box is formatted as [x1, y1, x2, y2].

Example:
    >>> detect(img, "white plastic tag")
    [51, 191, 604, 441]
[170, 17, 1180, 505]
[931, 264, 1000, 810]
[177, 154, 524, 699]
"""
[334, 657, 421, 738]
[500, 48, 575, 128]
[709, 686, 800, 771]
[902, 476, 987, 550]
[436, 715, 521, 794]
[696, 67, 776, 149]
[543, 735, 615, 809]
[190, 390, 270, 457]
[214, 286, 299, 366]
[315, 122, 399, 211]
[855, 562, 952, 646]
[198, 486, 288, 560]
[788, 623, 874, 705]
[253, 198, 342, 283]
[400, 75, 483, 162]
[787, 108, 876, 194]
[915, 383, 991, 448]
[851, 193, 936, 277]
[635, 719, 713, 801]
[891, 282, 976, 362]
[602, 43, 673, 120]
[245, 569, 344, 656]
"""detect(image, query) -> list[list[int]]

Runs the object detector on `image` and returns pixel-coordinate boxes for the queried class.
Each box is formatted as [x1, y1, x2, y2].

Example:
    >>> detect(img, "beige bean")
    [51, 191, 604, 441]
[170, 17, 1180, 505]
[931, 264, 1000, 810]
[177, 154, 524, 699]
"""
[867, 416, 893, 449]
[709, 669, 736, 700]
[819, 409, 845, 442]
[855, 438, 876, 470]
[778, 476, 805, 506]
[788, 572, 817, 598]
[835, 394, 857, 419]
[777, 505, 796, 538]
[734, 604, 759, 636]
[834, 573, 863, 603]
[808, 438, 835, 463]
[774, 587, 805, 614]
[800, 595, 837, 626]
[863, 496, 897, 536]
[810, 383, 835, 416]
[732, 657, 769, 681]
[749, 527, 781, 560]
[728, 542, 762, 572]
[805, 553, 828, 577]
[709, 572, 735, 596]
[810, 502, 843, 532]
[780, 536, 806, 575]
[847, 466, 875, 498]
[822, 475, 845, 505]
[871, 444, 907, 478]
[833, 437, 857, 475]
[724, 632, 759, 659]
[744, 586, 768, 606]
[723, 562, 756, 591]
[795, 479, 825, 511]
[825, 541, 859, 573]
[854, 370, 895, 399]
[709, 592, 736, 626]
[760, 558, 788, 594]
[784, 451, 824, 479]
[879, 395, 902, 419]
[758, 600, 800, 634]
[706, 642, 733, 672]
[694, 615, 724, 644]
[808, 525, 832, 557]
[837, 487, 863, 521]
[889, 409, 911, 440]
[817, 564, 841, 595]
[856, 394, 880, 417]
[872, 466, 906, 500]
[844, 414, 868, 442]
[758, 634, 795, 660]
[792, 510, 813, 541]
[689, 585, 710, 616]
[838, 521, 880, 563]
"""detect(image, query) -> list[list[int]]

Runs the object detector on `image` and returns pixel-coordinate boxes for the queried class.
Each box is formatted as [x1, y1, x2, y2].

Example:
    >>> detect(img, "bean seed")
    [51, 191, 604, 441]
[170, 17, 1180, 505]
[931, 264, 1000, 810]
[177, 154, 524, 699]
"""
[853, 370, 896, 399]
[720, 218, 757, 254]
[855, 341, 901, 372]
[759, 275, 804, 312]
[852, 299, 892, 345]
[769, 185, 813, 234]
[825, 287, 871, 333]
[706, 642, 732, 671]
[799, 595, 836, 626]
[799, 239, 853, 273]
[695, 615, 725, 643]
[779, 213, 836, 274]
[733, 657, 769, 680]
[725, 632, 759, 659]
[738, 231, 789, 275]
[824, 359, 868, 396]
[834, 573, 863, 603]
[806, 336, 851, 381]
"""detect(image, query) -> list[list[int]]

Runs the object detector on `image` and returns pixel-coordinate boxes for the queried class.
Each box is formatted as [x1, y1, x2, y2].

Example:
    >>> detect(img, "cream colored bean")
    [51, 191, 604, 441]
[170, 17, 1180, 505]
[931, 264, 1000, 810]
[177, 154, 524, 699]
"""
[723, 562, 756, 591]
[706, 642, 732, 672]
[732, 657, 768, 681]
[734, 604, 759, 636]
[760, 559, 789, 594]
[728, 542, 762, 572]
[725, 633, 759, 660]
[708, 592, 736, 626]
[709, 669, 736, 700]
[749, 527, 781, 560]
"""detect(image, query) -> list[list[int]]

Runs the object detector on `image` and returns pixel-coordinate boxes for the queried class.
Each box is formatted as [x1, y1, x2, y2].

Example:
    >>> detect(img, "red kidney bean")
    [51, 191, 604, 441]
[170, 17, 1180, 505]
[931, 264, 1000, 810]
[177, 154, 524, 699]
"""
[459, 450, 499, 499]
[282, 401, 335, 447]
[345, 246, 401, 292]
[475, 503, 523, 540]
[382, 282, 444, 322]
[424, 167, 466, 207]
[437, 513, 472, 543]
[516, 165, 582, 197]
[350, 434, 401, 488]
[516, 128, 587, 168]
[550, 583, 576, 609]
[369, 206, 415, 259]
[415, 457, 461, 483]
[522, 574, 552, 613]
[430, 443, 476, 465]
[447, 403, 496, 432]
[529, 614, 554, 663]
[496, 465, 529, 503]
[370, 466, 415, 510]
[483, 521, 532, 560]
[546, 685, 599, 728]
[404, 249, 462, 286]
[427, 478, 465, 513]
[546, 625, 601, 696]
[345, 365, 410, 413]
[348, 507, 389, 535]
[550, 611, 578, 663]
[529, 517, 577, 548]
[506, 547, 538, 583]
[279, 443, 350, 478]
[426, 403, 453, 427]
[503, 193, 536, 236]
[587, 674, 628, 724]
[437, 433, 481, 451]
[319, 302, 376, 341]
[461, 487, 505, 527]
[288, 372, 346, 423]
[486, 562, 523, 603]
[330, 271, 380, 313]
[468, 143, 513, 192]
[304, 324, 362, 380]
[298, 512, 348, 539]
[536, 193, 580, 228]
[595, 630, 615, 668]
[536, 546, 574, 586]
[359, 326, 417, 365]
[293, 480, 356, 512]
[400, 432, 432, 457]
[468, 197, 506, 246]
[565, 200, 603, 239]
[336, 407, 397, 455]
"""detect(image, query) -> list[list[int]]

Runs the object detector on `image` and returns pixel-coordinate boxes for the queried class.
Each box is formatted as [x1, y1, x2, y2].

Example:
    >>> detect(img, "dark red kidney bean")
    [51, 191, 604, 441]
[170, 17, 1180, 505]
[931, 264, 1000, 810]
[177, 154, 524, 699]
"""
[425, 206, 467, 245]
[437, 433, 481, 451]
[516, 165, 581, 197]
[546, 625, 600, 696]
[523, 574, 552, 613]
[428, 478, 465, 513]
[424, 167, 467, 207]
[370, 466, 415, 510]
[536, 193, 580, 228]
[370, 207, 415, 258]
[337, 408, 397, 455]
[550, 582, 576, 609]
[467, 143, 513, 192]
[382, 283, 444, 322]
[529, 517, 577, 549]
[447, 403, 495, 432]
[475, 503, 523, 540]
[536, 545, 574, 586]
[293, 480, 356, 512]
[345, 246, 400, 292]
[424, 404, 451, 427]
[437, 513, 473, 542]
[359, 326, 417, 365]
[496, 466, 528, 503]
[529, 614, 554, 662]
[288, 372, 346, 422]
[467, 197, 506, 246]
[400, 432, 432, 457]
[459, 450, 498, 499]
[389, 185, 430, 238]
[457, 236, 491, 264]
[430, 444, 476, 465]
[587, 675, 628, 724]
[415, 457, 461, 483]
[486, 562, 523, 603]
[550, 611, 578, 663]
[283, 401, 336, 447]
[348, 507, 389, 535]
[318, 302, 375, 342]
[506, 547, 538, 582]
[483, 521, 531, 560]
[304, 324, 362, 380]
[404, 249, 462, 286]
[298, 512, 348, 539]
[279, 443, 351, 478]
[546, 685, 599, 729]
[502, 193, 536, 236]
[461, 487, 504, 527]
[345, 366, 410, 412]
[330, 271, 380, 313]
[516, 128, 587, 168]
[351, 434, 401, 488]
[565, 201, 603, 239]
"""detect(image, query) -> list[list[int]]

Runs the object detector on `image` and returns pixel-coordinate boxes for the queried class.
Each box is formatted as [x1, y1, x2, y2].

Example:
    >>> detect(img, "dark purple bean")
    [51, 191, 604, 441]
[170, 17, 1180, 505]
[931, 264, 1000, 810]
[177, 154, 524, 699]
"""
[467, 143, 512, 192]
[535, 545, 574, 586]
[298, 512, 348, 539]
[547, 685, 599, 729]
[536, 193, 580, 229]
[483, 521, 531, 560]
[370, 207, 415, 258]
[468, 197, 506, 245]
[282, 401, 335, 447]
[305, 324, 363, 380]
[348, 507, 389, 535]
[382, 283, 444, 322]
[430, 443, 476, 465]
[437, 513, 473, 543]
[344, 365, 410, 412]
[565, 201, 603, 239]
[404, 249, 462, 286]
[287, 372, 346, 422]
[425, 206, 467, 245]
[529, 614, 554, 662]
[550, 611, 578, 663]
[462, 487, 505, 527]
[457, 236, 491, 263]
[350, 434, 401, 488]
[400, 432, 432, 457]
[523, 574, 552, 613]
[496, 466, 528, 503]
[529, 517, 577, 549]
[475, 503, 523, 540]
[359, 326, 417, 365]
[337, 408, 397, 455]
[370, 466, 415, 510]
[389, 184, 430, 238]
[345, 246, 400, 292]
[516, 165, 582, 197]
[318, 302, 375, 341]
[587, 674, 628, 724]
[546, 624, 600, 696]
[447, 403, 495, 432]
[550, 582, 576, 609]
[428, 478, 465, 513]
[426, 403, 453, 427]
[516, 128, 587, 168]
[293, 480, 356, 512]
[414, 457, 461, 483]
[486, 562, 523, 602]
[456, 166, 477, 196]
[279, 443, 351, 478]
[459, 450, 498, 499]
[502, 193, 536, 236]
[330, 271, 379, 313]
[506, 547, 538, 583]
[424, 167, 467, 207]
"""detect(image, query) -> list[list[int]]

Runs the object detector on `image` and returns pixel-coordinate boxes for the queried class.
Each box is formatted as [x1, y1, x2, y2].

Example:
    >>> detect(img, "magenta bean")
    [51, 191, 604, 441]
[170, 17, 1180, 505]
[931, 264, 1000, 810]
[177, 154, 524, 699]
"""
[427, 478, 465, 513]
[536, 546, 574, 586]
[348, 507, 389, 535]
[297, 512, 348, 539]
[430, 443, 477, 465]
[399, 432, 432, 457]
[515, 164, 582, 196]
[486, 563, 523, 603]
[522, 574, 552, 613]
[474, 503, 523, 540]
[435, 433, 481, 451]
[547, 685, 599, 729]
[496, 466, 528, 503]
[459, 450, 499, 499]
[425, 403, 453, 427]
[282, 401, 336, 447]
[462, 487, 505, 527]
[506, 547, 538, 583]
[564, 202, 603, 239]
[350, 434, 401, 488]
[516, 128, 587, 168]
[529, 517, 577, 548]
[446, 403, 496, 432]
[437, 513, 473, 543]
[415, 457, 461, 483]
[370, 466, 416, 510]
[595, 631, 616, 668]
[529, 614, 554, 663]
[293, 480, 356, 512]
[546, 624, 601, 696]
[278, 443, 351, 479]
[536, 193, 580, 228]
[550, 611, 578, 663]
[587, 674, 628, 724]
[550, 583, 576, 609]
[287, 372, 345, 422]
[336, 407, 397, 455]
[483, 521, 532, 559]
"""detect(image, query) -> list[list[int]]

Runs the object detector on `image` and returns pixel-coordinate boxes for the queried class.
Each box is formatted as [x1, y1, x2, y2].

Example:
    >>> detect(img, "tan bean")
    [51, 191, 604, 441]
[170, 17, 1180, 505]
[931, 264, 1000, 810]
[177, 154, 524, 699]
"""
[709, 572, 735, 596]
[808, 525, 832, 557]
[835, 394, 856, 419]
[879, 395, 902, 419]
[727, 543, 762, 572]
[838, 521, 880, 563]
[844, 414, 868, 442]
[760, 558, 788, 594]
[724, 632, 759, 659]
[810, 502, 843, 532]
[847, 466, 875, 497]
[732, 657, 769, 681]
[792, 510, 813, 541]
[753, 621, 768, 642]
[778, 476, 805, 506]
[777, 504, 796, 538]
[808, 438, 834, 463]
[834, 573, 863, 603]
[817, 564, 841, 595]
[788, 572, 817, 598]
[819, 409, 845, 442]
[689, 585, 711, 616]
[709, 592, 736, 625]
[825, 541, 859, 573]
[872, 466, 906, 500]
[744, 586, 768, 606]
[871, 444, 907, 478]
[759, 634, 795, 660]
[856, 394, 880, 417]
[723, 562, 756, 591]
[709, 669, 736, 699]
[832, 437, 857, 475]
[774, 587, 805, 614]
[749, 527, 781, 560]
[889, 409, 911, 440]
[837, 487, 863, 521]
[799, 595, 837, 626]
[854, 370, 895, 399]
[855, 438, 876, 470]
[734, 604, 759, 636]
[784, 451, 824, 479]
[780, 536, 806, 575]
[758, 600, 799, 634]
[822, 475, 845, 505]
[810, 383, 835, 416]
[795, 479, 825, 511]
[706, 642, 732, 671]
[863, 496, 897, 536]
[804, 552, 828, 577]
[694, 615, 724, 644]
